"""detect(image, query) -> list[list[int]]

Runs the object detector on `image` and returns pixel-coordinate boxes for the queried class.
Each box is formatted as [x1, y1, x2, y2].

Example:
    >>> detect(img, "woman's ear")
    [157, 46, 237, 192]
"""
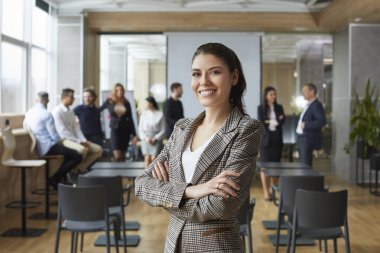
[232, 69, 239, 86]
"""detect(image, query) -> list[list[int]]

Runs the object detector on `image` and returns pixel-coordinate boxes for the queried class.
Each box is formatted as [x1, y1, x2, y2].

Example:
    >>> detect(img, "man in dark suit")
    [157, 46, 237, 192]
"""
[296, 83, 326, 166]
[163, 82, 184, 139]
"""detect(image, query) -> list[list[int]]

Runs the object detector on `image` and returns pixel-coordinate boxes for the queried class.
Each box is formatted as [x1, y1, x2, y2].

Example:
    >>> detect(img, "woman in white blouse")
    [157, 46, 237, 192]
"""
[257, 86, 285, 200]
[139, 96, 165, 169]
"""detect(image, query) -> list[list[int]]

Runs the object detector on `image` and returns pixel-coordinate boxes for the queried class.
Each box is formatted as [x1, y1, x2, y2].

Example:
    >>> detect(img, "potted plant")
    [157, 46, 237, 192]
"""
[345, 79, 380, 157]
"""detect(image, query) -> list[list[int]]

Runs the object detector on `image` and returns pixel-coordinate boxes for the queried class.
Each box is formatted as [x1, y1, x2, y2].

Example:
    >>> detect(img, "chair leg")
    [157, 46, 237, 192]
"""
[286, 227, 292, 253]
[106, 227, 111, 253]
[71, 232, 75, 253]
[324, 239, 328, 253]
[333, 239, 337, 253]
[241, 235, 246, 253]
[114, 222, 120, 253]
[291, 226, 296, 253]
[319, 240, 322, 251]
[344, 232, 351, 253]
[247, 223, 253, 253]
[121, 211, 127, 253]
[54, 227, 61, 253]
[74, 232, 79, 253]
[80, 232, 84, 252]
[275, 214, 283, 253]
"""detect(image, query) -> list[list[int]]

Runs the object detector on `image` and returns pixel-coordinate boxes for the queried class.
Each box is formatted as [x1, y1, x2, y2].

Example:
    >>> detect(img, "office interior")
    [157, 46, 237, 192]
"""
[0, 0, 380, 252]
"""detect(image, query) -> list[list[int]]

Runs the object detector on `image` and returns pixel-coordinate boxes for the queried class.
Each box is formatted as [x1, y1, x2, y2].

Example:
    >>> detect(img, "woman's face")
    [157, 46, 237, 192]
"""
[145, 101, 153, 110]
[266, 90, 276, 104]
[191, 54, 238, 109]
[115, 86, 124, 98]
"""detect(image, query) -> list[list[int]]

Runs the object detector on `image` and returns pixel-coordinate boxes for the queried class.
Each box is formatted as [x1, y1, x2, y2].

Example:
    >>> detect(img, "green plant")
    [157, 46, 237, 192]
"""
[345, 79, 380, 155]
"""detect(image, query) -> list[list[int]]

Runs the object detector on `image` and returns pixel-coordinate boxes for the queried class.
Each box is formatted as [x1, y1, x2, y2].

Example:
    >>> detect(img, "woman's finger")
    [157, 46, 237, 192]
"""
[153, 164, 164, 181]
[156, 161, 169, 181]
[214, 189, 230, 199]
[218, 183, 238, 197]
[218, 170, 241, 178]
[217, 177, 241, 191]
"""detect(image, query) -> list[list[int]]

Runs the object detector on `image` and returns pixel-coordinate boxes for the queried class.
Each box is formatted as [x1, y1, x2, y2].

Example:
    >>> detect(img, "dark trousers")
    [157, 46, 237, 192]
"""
[297, 135, 313, 166]
[46, 144, 83, 182]
[84, 134, 104, 147]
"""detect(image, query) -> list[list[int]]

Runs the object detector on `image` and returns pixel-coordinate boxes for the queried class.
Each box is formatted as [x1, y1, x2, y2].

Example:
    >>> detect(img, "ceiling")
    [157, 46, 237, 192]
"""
[104, 35, 167, 62]
[51, 0, 332, 14]
[102, 33, 332, 63]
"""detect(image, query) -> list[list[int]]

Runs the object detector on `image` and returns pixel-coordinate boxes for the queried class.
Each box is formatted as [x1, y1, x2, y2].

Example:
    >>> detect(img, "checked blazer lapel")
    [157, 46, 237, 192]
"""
[171, 112, 206, 183]
[190, 107, 243, 185]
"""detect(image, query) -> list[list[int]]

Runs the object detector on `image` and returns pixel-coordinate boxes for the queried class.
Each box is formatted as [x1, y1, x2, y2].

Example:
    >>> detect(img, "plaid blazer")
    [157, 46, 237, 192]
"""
[135, 107, 264, 253]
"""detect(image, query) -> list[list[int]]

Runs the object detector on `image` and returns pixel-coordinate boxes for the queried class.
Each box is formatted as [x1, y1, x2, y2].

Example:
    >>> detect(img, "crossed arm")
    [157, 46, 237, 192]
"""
[135, 121, 263, 223]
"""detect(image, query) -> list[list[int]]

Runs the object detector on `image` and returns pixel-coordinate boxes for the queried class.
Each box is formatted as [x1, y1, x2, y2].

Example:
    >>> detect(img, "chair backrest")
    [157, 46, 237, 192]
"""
[295, 189, 348, 229]
[58, 184, 107, 221]
[280, 176, 324, 216]
[0, 127, 15, 163]
[238, 197, 250, 225]
[77, 175, 123, 207]
[27, 128, 37, 154]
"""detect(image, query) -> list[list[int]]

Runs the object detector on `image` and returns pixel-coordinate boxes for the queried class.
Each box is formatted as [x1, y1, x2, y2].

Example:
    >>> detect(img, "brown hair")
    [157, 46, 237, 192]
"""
[111, 83, 126, 103]
[83, 87, 97, 99]
[192, 43, 247, 115]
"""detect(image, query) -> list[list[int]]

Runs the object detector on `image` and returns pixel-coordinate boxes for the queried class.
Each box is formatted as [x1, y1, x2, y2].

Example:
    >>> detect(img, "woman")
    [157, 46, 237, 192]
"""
[257, 86, 285, 200]
[135, 43, 264, 253]
[102, 83, 137, 161]
[138, 96, 165, 169]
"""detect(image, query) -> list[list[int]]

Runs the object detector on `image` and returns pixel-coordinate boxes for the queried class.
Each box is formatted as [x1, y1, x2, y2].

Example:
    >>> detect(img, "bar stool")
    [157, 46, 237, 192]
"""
[1, 127, 47, 237]
[28, 129, 63, 220]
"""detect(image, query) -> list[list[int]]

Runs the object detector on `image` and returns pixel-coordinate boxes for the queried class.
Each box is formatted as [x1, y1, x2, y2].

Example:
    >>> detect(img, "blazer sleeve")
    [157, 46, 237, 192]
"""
[276, 104, 285, 126]
[135, 120, 191, 209]
[165, 121, 264, 222]
[303, 101, 326, 130]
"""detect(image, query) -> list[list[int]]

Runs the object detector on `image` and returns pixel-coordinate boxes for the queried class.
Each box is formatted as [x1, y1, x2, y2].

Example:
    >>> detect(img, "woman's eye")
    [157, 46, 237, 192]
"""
[210, 70, 220, 75]
[192, 72, 200, 77]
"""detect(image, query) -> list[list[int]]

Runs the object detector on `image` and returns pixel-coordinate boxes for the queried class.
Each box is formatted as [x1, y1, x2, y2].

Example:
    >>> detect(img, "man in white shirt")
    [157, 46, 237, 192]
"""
[52, 88, 102, 172]
[24, 92, 82, 188]
[296, 83, 326, 166]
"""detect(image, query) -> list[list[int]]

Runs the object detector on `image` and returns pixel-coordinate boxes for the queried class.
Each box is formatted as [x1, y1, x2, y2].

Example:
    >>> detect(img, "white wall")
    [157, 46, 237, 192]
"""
[166, 32, 262, 118]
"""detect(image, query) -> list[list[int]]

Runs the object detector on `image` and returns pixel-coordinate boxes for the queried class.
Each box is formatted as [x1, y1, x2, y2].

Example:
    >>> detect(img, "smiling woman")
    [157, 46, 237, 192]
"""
[135, 42, 264, 253]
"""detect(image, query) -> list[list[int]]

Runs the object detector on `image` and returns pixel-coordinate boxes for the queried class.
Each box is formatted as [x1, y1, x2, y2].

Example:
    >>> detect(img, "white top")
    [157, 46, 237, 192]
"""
[182, 133, 216, 183]
[268, 105, 278, 131]
[138, 109, 165, 141]
[52, 103, 87, 143]
[23, 103, 61, 156]
[296, 98, 316, 135]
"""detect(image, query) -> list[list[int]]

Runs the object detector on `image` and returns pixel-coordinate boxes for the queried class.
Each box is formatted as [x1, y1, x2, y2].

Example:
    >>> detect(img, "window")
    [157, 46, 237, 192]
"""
[0, 0, 52, 113]
[1, 42, 26, 113]
[32, 1, 49, 48]
[31, 48, 48, 98]
[1, 0, 24, 40]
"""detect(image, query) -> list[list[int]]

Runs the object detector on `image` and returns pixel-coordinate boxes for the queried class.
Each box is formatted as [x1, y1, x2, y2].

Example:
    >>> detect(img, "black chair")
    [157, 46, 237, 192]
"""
[275, 176, 325, 253]
[78, 175, 127, 253]
[369, 153, 380, 195]
[55, 184, 120, 253]
[289, 189, 350, 253]
[238, 197, 256, 253]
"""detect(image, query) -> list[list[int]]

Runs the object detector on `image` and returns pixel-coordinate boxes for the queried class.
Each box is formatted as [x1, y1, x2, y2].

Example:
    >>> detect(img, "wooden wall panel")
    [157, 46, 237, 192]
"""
[86, 12, 321, 32]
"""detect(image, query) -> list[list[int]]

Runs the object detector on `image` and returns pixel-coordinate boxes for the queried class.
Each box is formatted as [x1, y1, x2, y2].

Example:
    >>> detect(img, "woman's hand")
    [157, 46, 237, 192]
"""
[184, 171, 241, 199]
[152, 161, 169, 181]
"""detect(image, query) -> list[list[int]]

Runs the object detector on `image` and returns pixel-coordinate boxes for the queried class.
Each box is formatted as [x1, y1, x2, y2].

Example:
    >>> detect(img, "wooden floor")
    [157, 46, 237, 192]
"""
[0, 159, 380, 253]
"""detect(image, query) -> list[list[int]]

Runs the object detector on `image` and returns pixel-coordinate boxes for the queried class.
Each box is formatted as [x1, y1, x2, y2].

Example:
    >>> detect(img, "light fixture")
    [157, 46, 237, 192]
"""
[354, 17, 362, 22]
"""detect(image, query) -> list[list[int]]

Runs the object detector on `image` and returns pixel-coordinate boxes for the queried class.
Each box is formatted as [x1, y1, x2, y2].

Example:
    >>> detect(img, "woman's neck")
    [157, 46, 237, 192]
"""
[203, 103, 233, 127]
